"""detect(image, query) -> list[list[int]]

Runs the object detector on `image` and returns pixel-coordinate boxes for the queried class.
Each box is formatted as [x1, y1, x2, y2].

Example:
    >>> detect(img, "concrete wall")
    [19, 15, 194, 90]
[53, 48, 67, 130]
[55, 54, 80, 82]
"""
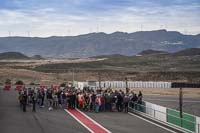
[95, 81, 172, 89]
[145, 102, 167, 122]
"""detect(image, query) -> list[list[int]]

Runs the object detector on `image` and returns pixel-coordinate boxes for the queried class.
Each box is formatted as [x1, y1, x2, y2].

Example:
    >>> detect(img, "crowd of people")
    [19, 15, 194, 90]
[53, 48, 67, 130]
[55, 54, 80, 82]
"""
[18, 86, 143, 113]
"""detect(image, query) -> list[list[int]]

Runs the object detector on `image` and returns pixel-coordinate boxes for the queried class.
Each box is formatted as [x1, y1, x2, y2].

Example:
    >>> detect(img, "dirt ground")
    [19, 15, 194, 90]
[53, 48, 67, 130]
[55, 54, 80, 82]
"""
[129, 88, 200, 98]
[111, 87, 200, 98]
[0, 59, 200, 98]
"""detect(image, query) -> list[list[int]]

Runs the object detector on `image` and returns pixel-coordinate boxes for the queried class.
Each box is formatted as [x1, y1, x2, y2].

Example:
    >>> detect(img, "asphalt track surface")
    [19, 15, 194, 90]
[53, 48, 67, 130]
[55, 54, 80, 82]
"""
[0, 89, 89, 133]
[144, 95, 200, 116]
[0, 88, 174, 133]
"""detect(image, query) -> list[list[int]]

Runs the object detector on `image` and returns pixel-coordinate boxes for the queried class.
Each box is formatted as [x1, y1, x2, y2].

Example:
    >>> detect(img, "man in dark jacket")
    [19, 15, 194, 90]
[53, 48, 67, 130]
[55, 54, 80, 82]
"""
[116, 93, 123, 112]
[71, 92, 76, 109]
[32, 92, 37, 112]
[123, 94, 130, 113]
[22, 91, 27, 112]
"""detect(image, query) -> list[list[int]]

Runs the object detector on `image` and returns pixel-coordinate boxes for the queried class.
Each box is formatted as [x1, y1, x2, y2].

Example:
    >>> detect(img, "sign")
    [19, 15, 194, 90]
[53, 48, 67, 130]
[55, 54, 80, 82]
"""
[4, 85, 11, 91]
[15, 85, 23, 91]
[52, 85, 60, 90]
[39, 85, 47, 90]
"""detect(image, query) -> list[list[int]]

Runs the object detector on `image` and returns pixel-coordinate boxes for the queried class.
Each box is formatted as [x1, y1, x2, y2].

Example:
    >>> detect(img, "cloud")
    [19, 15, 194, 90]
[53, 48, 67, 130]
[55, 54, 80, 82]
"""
[0, 0, 199, 36]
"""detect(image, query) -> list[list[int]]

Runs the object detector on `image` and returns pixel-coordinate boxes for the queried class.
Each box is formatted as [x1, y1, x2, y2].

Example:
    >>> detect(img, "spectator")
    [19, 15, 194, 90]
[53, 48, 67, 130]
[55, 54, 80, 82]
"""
[137, 91, 143, 104]
[123, 94, 130, 113]
[32, 92, 37, 112]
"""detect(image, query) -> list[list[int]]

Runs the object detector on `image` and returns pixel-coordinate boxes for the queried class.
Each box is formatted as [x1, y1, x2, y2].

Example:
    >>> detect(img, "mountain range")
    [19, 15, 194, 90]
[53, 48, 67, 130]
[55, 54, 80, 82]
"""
[0, 29, 200, 58]
[0, 52, 43, 60]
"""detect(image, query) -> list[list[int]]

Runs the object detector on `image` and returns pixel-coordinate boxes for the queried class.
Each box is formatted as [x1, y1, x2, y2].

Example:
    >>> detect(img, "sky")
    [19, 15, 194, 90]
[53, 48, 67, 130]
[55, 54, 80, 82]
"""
[0, 0, 200, 37]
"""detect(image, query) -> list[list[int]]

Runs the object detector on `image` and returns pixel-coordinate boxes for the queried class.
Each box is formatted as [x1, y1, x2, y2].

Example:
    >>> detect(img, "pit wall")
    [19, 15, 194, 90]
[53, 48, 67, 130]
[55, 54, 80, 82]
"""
[131, 101, 200, 133]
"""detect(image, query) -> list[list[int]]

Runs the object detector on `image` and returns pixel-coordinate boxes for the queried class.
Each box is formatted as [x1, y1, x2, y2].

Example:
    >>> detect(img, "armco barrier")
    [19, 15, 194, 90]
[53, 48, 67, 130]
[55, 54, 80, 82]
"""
[128, 101, 200, 133]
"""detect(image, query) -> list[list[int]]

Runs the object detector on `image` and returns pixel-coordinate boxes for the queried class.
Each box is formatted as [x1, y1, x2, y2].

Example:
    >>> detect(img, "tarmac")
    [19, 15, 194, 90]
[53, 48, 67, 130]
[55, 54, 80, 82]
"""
[0, 88, 175, 133]
[144, 95, 200, 117]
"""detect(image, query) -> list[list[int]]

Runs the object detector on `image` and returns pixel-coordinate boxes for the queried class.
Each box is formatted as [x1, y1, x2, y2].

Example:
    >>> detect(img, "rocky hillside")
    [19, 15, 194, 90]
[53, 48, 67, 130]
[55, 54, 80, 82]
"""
[0, 30, 200, 58]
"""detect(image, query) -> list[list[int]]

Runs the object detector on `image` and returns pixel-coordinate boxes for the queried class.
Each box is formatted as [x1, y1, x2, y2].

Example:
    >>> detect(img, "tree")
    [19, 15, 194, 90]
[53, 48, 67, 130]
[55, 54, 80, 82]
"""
[30, 82, 35, 85]
[60, 82, 66, 87]
[15, 80, 24, 85]
[5, 79, 11, 85]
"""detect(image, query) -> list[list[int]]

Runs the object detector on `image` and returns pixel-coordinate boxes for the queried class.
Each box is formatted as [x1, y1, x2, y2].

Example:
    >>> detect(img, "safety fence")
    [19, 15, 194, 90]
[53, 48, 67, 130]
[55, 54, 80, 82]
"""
[128, 101, 200, 133]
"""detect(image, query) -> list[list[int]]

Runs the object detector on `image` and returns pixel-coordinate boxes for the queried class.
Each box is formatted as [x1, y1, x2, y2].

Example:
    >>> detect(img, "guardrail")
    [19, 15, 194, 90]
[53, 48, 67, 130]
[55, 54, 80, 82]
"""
[128, 101, 200, 133]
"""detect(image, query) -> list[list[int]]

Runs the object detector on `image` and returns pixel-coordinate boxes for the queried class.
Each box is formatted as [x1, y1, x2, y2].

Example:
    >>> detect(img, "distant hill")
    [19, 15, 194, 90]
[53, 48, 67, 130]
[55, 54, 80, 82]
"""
[0, 29, 200, 58]
[30, 47, 200, 74]
[137, 49, 169, 56]
[31, 55, 44, 60]
[91, 54, 127, 58]
[0, 52, 29, 60]
[173, 48, 200, 56]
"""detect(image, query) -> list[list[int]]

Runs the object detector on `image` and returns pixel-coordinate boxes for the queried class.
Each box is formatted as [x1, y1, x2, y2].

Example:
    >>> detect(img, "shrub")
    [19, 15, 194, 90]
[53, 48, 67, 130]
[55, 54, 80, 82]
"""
[15, 80, 24, 85]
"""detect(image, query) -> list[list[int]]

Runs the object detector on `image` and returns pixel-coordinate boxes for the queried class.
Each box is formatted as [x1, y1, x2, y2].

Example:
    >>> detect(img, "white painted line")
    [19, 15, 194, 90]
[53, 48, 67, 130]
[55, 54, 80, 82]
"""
[76, 109, 112, 133]
[128, 112, 177, 133]
[64, 109, 95, 133]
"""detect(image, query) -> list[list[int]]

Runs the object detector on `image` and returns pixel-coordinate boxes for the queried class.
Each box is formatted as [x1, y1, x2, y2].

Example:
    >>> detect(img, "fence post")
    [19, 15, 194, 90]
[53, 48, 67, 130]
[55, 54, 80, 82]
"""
[154, 109, 156, 118]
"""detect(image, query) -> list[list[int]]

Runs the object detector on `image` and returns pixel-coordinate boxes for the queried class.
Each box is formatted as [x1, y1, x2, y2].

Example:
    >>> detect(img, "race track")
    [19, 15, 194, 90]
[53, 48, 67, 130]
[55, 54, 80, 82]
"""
[0, 88, 177, 133]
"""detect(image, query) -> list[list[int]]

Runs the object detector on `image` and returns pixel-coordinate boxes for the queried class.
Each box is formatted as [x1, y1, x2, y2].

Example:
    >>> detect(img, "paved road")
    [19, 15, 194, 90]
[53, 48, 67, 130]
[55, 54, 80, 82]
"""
[0, 89, 89, 133]
[0, 88, 174, 133]
[85, 112, 173, 133]
[144, 95, 200, 116]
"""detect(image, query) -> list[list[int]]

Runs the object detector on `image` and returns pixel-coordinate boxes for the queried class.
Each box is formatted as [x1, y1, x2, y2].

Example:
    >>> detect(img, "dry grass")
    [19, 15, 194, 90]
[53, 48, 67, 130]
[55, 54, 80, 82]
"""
[0, 58, 105, 67]
[129, 88, 200, 98]
[0, 59, 200, 98]
[0, 68, 108, 85]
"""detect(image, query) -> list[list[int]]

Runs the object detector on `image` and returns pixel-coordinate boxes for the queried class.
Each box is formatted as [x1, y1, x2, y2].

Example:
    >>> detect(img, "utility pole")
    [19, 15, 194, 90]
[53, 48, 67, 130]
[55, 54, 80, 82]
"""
[140, 24, 143, 31]
[8, 31, 11, 37]
[67, 29, 71, 36]
[72, 68, 74, 86]
[98, 72, 101, 89]
[179, 87, 183, 118]
[27, 31, 30, 37]
[179, 87, 183, 126]
[125, 77, 128, 94]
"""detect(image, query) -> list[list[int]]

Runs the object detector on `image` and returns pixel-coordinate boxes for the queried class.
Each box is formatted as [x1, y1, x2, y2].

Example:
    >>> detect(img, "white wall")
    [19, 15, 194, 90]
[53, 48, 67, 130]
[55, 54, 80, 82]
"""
[80, 81, 172, 89]
[145, 101, 167, 122]
[196, 116, 200, 133]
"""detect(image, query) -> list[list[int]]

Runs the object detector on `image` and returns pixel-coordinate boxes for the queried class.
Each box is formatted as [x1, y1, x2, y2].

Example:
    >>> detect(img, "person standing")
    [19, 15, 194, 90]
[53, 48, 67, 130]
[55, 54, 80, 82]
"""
[116, 92, 123, 112]
[95, 95, 101, 113]
[123, 94, 130, 113]
[41, 89, 45, 107]
[137, 91, 143, 112]
[38, 90, 43, 108]
[91, 93, 96, 112]
[137, 91, 143, 104]
[18, 91, 23, 110]
[32, 92, 37, 112]
[22, 91, 27, 112]
[71, 92, 76, 109]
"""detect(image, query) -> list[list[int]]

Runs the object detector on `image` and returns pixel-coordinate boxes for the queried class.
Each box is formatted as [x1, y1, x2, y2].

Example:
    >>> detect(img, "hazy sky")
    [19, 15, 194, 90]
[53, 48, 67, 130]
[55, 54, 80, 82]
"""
[0, 0, 200, 37]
